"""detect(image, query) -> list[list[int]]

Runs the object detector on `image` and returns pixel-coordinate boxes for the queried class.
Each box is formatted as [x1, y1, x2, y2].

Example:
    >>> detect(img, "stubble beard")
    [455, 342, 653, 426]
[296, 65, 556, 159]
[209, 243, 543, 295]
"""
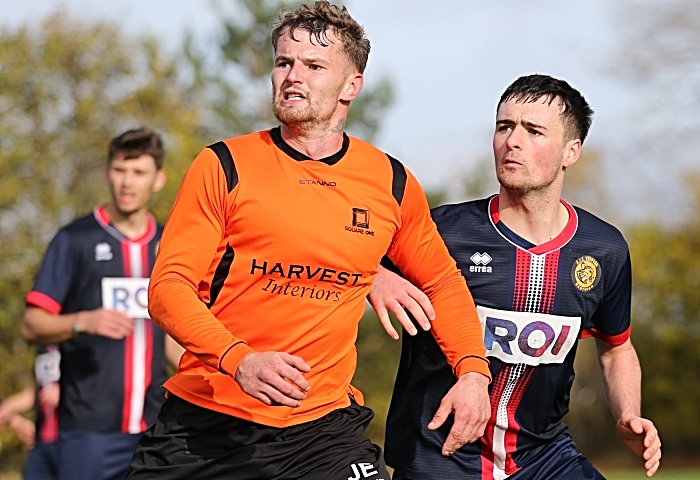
[272, 89, 339, 132]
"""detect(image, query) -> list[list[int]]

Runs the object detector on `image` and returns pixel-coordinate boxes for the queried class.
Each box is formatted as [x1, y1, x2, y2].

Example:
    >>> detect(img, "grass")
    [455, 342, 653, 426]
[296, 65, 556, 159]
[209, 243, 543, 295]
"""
[602, 469, 700, 480]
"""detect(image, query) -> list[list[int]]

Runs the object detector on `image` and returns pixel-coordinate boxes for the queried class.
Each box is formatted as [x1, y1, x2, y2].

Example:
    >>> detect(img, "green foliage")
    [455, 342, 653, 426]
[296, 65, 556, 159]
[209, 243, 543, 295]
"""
[353, 308, 401, 445]
[0, 13, 210, 471]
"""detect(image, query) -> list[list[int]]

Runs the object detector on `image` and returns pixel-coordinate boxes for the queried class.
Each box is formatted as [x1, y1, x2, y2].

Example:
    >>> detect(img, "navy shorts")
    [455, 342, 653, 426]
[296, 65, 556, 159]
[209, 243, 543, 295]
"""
[128, 395, 389, 480]
[23, 440, 60, 480]
[394, 434, 605, 480]
[24, 429, 141, 480]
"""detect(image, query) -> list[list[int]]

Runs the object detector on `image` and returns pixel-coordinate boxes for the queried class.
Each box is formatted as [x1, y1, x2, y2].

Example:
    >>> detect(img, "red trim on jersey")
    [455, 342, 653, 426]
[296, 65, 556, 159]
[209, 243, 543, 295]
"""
[529, 201, 577, 255]
[95, 205, 157, 245]
[502, 367, 535, 474]
[95, 205, 111, 227]
[581, 326, 631, 345]
[513, 249, 531, 312]
[120, 237, 133, 433]
[26, 291, 62, 314]
[539, 251, 560, 312]
[140, 320, 154, 431]
[480, 365, 534, 479]
[122, 330, 134, 433]
[489, 196, 578, 255]
[141, 242, 150, 278]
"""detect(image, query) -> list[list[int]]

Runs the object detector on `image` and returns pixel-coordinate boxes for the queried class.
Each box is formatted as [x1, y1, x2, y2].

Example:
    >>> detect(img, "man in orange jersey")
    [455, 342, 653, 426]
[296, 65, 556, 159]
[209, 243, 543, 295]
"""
[128, 2, 489, 479]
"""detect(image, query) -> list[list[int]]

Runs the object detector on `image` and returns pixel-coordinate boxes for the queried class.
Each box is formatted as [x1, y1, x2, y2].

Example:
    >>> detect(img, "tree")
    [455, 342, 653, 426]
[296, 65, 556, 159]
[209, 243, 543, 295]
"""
[0, 13, 211, 470]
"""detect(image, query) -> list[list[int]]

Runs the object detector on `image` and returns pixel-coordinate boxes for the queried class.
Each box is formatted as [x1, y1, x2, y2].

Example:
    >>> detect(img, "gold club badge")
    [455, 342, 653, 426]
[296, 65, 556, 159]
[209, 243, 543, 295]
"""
[572, 256, 600, 292]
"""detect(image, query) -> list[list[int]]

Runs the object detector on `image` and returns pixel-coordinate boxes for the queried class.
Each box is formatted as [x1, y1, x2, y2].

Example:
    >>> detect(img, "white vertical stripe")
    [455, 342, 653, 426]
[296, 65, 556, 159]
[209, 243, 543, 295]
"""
[490, 252, 546, 479]
[128, 318, 147, 433]
[491, 364, 526, 480]
[127, 242, 147, 434]
[526, 255, 545, 313]
[130, 243, 142, 278]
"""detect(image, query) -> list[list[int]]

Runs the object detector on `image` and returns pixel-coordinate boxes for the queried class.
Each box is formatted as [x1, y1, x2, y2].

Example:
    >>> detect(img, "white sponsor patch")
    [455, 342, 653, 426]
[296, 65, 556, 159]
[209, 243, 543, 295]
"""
[35, 349, 61, 386]
[102, 277, 150, 318]
[477, 305, 580, 366]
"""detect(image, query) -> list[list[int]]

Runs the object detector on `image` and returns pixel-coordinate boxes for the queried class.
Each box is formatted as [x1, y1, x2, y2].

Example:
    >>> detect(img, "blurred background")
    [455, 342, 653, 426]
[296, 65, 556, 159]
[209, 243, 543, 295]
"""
[1, 0, 699, 477]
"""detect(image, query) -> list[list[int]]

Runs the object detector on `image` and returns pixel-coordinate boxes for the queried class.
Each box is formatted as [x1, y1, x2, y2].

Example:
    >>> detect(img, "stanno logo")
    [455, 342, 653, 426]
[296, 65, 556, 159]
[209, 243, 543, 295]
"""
[95, 242, 113, 261]
[299, 179, 337, 187]
[469, 252, 492, 273]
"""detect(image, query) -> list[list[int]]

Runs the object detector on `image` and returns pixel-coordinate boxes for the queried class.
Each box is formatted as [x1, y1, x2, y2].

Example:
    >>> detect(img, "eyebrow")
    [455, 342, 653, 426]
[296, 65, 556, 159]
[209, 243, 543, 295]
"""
[495, 119, 548, 130]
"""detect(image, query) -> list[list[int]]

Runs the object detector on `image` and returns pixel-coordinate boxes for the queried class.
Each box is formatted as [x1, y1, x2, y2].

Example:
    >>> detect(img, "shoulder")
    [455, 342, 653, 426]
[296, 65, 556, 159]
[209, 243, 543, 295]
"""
[572, 205, 628, 251]
[431, 197, 491, 223]
[56, 212, 100, 241]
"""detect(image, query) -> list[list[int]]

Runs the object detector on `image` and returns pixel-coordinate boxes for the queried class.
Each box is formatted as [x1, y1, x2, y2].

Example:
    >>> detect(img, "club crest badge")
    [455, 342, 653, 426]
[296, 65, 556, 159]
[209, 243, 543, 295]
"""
[571, 255, 600, 292]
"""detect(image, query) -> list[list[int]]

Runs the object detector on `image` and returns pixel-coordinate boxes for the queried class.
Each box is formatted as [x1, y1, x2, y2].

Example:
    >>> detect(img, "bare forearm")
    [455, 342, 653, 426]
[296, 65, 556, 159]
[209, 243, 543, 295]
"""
[597, 338, 642, 421]
[22, 306, 79, 344]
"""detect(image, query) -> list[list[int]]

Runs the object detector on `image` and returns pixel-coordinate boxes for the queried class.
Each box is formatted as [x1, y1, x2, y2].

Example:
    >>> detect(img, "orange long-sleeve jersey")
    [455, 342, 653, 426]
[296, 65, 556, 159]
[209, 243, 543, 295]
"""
[149, 127, 489, 427]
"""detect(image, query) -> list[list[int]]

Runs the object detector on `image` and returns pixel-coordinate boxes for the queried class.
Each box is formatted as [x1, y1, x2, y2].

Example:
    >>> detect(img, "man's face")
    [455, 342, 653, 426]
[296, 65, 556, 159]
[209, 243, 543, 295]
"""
[271, 28, 359, 129]
[493, 97, 580, 195]
[106, 154, 164, 216]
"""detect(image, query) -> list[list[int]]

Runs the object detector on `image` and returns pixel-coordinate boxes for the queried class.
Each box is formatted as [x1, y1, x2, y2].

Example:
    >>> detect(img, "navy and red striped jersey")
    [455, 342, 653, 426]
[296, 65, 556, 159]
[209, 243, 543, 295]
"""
[385, 195, 631, 479]
[26, 206, 167, 434]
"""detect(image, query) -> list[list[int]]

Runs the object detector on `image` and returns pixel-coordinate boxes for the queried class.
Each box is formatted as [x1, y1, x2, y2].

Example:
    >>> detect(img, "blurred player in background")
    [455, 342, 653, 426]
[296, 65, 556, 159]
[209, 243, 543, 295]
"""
[22, 127, 183, 480]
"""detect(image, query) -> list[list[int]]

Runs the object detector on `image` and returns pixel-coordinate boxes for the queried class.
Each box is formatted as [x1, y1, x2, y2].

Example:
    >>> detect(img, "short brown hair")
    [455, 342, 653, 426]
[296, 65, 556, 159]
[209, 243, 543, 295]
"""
[108, 127, 165, 169]
[271, 1, 370, 74]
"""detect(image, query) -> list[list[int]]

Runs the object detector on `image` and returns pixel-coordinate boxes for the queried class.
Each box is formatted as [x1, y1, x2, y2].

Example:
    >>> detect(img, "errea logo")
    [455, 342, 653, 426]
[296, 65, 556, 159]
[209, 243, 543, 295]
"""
[95, 242, 113, 261]
[469, 252, 492, 273]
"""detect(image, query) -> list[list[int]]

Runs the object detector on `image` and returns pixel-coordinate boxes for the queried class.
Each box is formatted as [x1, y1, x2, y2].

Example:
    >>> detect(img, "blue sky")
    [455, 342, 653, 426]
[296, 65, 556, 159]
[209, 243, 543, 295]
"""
[4, 0, 675, 221]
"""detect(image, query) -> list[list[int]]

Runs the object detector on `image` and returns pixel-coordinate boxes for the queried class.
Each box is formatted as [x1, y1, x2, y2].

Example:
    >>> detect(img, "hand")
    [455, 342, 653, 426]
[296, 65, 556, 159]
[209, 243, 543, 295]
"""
[8, 414, 35, 447]
[617, 415, 661, 477]
[428, 372, 490, 456]
[368, 265, 435, 340]
[235, 351, 311, 407]
[38, 383, 60, 409]
[79, 308, 134, 339]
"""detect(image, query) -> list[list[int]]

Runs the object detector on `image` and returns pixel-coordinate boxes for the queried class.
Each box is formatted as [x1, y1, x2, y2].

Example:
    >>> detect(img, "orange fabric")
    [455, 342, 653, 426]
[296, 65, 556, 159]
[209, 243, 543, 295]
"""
[149, 129, 489, 427]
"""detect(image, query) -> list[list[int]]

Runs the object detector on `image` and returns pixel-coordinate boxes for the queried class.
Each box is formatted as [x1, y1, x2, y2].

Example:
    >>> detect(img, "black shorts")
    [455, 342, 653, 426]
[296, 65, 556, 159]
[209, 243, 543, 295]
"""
[127, 395, 389, 480]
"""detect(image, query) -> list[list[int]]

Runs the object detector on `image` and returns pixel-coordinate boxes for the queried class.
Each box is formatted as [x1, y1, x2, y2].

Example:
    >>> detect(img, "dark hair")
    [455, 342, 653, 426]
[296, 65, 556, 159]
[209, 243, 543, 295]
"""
[271, 1, 370, 74]
[107, 127, 164, 169]
[498, 74, 594, 144]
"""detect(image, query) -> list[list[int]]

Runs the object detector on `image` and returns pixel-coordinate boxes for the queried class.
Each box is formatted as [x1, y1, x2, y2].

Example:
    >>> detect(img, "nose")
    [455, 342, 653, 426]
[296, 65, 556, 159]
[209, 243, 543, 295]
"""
[505, 126, 523, 150]
[285, 61, 304, 84]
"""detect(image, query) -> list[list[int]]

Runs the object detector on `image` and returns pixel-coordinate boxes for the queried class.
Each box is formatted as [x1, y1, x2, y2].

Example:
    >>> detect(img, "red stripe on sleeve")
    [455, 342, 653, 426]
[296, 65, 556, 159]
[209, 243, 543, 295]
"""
[26, 291, 62, 314]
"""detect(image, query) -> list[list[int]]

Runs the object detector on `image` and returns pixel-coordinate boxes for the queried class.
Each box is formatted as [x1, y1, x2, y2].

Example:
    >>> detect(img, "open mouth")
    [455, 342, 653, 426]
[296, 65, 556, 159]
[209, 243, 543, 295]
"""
[284, 91, 306, 101]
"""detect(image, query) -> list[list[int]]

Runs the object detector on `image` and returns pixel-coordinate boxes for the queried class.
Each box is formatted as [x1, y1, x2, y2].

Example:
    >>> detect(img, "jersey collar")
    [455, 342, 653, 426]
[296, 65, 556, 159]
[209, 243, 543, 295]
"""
[94, 205, 157, 244]
[488, 195, 578, 255]
[269, 126, 349, 166]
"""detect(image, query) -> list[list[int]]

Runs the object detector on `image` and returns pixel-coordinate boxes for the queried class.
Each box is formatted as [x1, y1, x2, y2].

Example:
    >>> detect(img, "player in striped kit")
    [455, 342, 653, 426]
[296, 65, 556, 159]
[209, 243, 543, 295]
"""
[371, 75, 661, 479]
[21, 127, 183, 480]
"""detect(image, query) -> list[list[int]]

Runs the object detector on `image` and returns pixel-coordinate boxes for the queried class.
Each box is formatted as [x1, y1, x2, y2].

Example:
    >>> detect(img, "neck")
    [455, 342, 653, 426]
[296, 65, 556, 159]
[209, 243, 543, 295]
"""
[104, 203, 151, 240]
[280, 117, 346, 160]
[497, 188, 569, 245]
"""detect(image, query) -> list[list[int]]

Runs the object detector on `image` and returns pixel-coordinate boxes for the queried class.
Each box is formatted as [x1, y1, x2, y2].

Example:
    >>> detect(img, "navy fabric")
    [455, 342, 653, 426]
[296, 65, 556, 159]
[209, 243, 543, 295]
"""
[385, 196, 630, 479]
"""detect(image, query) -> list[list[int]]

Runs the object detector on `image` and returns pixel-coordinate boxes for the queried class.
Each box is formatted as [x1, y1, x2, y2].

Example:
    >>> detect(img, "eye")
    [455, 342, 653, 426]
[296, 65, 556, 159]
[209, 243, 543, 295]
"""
[497, 125, 512, 133]
[308, 64, 322, 71]
[528, 129, 543, 136]
[275, 60, 291, 68]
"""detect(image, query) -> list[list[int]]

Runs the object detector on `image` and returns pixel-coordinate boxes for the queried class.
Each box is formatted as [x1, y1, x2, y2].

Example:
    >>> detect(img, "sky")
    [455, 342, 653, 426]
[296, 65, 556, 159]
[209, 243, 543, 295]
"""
[2, 0, 682, 223]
